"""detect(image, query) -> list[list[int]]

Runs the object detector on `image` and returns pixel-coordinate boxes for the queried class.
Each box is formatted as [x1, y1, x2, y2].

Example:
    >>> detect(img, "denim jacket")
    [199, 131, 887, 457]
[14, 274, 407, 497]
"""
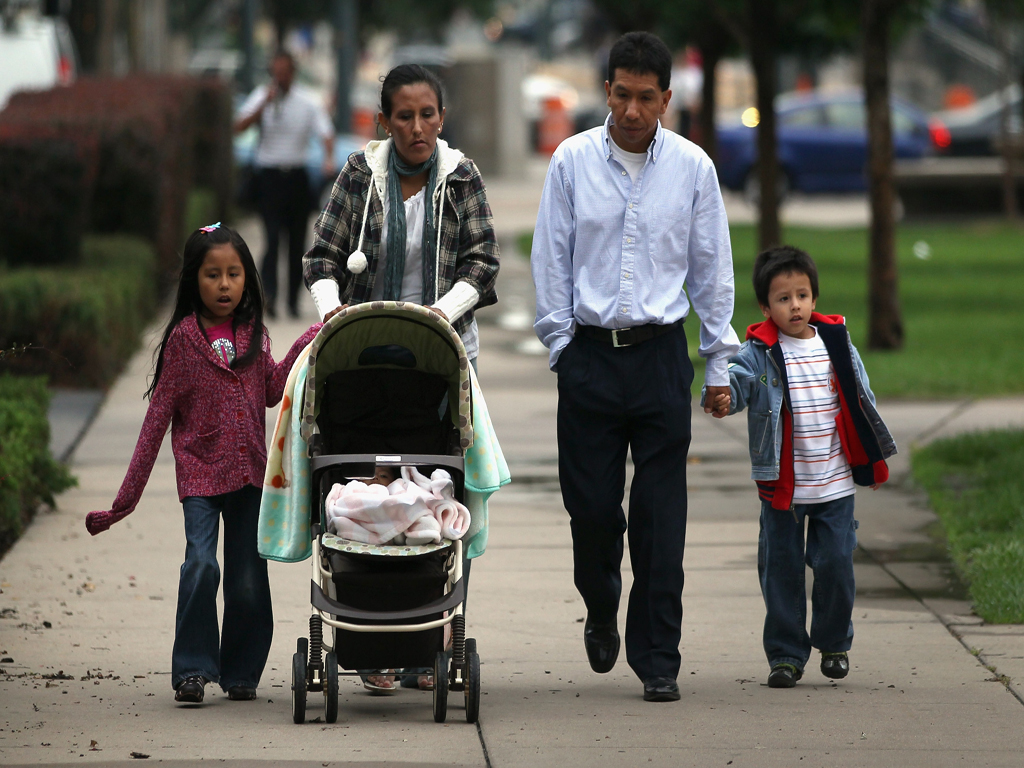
[706, 313, 896, 509]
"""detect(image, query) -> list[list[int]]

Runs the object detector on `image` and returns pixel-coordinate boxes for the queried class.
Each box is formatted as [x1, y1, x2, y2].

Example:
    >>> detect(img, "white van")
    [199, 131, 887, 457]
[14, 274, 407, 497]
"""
[0, 10, 78, 111]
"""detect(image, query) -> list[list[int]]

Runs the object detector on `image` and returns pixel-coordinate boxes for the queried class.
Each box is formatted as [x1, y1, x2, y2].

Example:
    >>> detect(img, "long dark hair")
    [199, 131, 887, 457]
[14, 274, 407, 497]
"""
[380, 63, 445, 118]
[145, 225, 265, 399]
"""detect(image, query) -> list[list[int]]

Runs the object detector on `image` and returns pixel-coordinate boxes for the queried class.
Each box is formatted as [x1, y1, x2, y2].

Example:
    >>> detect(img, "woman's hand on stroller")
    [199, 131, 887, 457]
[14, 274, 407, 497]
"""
[323, 304, 349, 322]
[427, 306, 449, 322]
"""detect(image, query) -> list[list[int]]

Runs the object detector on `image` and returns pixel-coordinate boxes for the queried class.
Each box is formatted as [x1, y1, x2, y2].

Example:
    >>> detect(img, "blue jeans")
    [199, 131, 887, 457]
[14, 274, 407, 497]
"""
[758, 495, 858, 671]
[173, 485, 273, 691]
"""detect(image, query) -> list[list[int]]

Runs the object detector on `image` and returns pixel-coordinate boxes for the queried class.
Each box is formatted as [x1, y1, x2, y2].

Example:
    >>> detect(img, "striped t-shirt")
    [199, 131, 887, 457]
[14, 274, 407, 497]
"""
[779, 329, 854, 503]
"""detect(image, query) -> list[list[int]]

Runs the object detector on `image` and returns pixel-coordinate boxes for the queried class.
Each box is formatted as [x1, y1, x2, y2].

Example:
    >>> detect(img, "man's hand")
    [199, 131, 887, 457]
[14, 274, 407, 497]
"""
[427, 306, 449, 322]
[703, 385, 731, 419]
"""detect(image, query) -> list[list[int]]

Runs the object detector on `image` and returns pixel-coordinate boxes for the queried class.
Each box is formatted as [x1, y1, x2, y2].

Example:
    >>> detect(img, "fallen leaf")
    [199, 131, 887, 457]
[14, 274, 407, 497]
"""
[130, 751, 150, 759]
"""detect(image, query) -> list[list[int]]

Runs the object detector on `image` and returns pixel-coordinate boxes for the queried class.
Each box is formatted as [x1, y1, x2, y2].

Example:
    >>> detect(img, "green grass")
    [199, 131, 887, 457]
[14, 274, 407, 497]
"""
[912, 429, 1024, 623]
[517, 222, 1024, 398]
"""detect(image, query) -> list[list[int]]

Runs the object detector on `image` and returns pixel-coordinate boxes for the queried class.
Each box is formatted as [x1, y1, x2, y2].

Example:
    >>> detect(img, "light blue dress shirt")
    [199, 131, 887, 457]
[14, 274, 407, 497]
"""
[531, 116, 741, 386]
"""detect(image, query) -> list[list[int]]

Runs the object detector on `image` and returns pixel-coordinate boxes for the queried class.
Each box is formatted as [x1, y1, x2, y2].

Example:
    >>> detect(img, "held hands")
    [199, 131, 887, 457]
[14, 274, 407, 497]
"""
[703, 386, 731, 419]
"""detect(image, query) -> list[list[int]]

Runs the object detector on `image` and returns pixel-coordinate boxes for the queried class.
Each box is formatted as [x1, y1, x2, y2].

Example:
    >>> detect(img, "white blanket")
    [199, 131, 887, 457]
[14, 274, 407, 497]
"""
[324, 466, 471, 545]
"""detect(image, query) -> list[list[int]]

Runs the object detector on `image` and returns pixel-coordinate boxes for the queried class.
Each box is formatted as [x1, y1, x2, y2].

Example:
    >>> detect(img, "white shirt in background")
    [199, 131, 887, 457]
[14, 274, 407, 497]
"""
[238, 83, 333, 169]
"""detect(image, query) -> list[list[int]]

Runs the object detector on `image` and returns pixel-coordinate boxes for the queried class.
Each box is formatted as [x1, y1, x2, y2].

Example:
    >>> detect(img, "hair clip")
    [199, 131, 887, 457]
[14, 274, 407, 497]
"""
[199, 222, 222, 233]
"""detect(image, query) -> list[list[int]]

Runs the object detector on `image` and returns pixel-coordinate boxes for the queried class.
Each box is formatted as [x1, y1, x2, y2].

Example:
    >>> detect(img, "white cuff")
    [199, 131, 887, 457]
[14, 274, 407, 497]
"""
[309, 279, 342, 321]
[703, 355, 730, 387]
[433, 281, 480, 323]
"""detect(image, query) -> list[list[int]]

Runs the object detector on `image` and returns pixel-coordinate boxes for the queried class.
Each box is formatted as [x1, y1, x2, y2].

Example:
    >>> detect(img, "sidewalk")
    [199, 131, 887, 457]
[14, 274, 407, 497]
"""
[3, 200, 1024, 767]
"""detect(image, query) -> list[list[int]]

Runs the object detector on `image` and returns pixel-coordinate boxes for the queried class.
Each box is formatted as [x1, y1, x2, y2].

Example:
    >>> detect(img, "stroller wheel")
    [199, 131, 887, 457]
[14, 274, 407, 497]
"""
[323, 652, 339, 724]
[291, 650, 307, 724]
[465, 640, 480, 723]
[432, 651, 449, 723]
[297, 636, 308, 660]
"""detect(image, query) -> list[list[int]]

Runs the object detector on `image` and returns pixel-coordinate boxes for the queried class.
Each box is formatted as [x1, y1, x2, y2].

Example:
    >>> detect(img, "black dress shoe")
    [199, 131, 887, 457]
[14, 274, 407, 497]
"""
[583, 616, 620, 673]
[643, 676, 680, 702]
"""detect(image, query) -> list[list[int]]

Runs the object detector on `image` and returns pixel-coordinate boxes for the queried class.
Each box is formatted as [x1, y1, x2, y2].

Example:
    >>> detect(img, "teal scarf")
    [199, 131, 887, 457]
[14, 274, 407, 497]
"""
[383, 143, 440, 303]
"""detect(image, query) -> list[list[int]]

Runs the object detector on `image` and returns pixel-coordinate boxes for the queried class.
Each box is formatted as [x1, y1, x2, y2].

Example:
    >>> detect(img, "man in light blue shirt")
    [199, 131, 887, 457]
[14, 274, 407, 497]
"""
[531, 31, 740, 703]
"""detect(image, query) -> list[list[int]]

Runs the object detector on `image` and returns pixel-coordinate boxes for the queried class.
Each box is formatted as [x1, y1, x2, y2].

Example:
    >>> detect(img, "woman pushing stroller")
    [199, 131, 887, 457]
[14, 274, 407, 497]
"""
[302, 63, 500, 692]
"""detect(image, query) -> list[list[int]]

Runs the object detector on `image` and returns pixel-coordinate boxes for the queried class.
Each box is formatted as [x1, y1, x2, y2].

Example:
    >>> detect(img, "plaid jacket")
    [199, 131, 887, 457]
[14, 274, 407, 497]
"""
[303, 139, 500, 337]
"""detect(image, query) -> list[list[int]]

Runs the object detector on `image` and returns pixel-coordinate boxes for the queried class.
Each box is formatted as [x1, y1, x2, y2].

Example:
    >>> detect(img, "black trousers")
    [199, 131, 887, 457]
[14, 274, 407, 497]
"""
[258, 167, 310, 313]
[556, 324, 693, 681]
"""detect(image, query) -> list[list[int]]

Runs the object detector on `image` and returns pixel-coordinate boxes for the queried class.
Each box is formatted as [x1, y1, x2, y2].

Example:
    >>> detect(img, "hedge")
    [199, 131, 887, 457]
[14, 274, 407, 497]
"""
[0, 375, 76, 557]
[0, 235, 158, 388]
[0, 75, 232, 278]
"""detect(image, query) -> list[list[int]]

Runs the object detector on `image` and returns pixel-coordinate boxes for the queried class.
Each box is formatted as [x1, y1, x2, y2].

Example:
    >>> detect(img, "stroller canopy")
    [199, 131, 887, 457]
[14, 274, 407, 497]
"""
[301, 302, 474, 452]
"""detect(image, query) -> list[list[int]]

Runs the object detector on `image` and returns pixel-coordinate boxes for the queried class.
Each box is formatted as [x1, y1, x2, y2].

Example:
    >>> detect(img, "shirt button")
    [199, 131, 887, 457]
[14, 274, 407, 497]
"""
[239, 446, 246, 453]
[626, 237, 632, 244]
[621, 170, 626, 176]
[622, 272, 630, 279]
[772, 378, 778, 386]
[628, 202, 633, 209]
[620, 307, 628, 314]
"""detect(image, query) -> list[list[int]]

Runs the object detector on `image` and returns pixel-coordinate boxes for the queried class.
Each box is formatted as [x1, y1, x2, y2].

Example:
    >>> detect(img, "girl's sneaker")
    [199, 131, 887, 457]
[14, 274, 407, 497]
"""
[767, 663, 802, 688]
[174, 676, 207, 703]
[820, 652, 850, 679]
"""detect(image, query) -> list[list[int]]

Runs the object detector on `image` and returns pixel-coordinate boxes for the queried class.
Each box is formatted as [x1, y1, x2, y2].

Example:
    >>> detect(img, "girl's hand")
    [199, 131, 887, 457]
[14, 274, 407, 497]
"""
[85, 511, 113, 536]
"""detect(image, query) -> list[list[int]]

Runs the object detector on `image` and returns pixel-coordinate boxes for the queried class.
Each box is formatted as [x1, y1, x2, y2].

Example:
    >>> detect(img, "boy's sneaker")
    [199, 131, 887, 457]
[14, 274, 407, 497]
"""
[174, 676, 206, 703]
[767, 663, 802, 688]
[820, 652, 850, 680]
[227, 685, 257, 700]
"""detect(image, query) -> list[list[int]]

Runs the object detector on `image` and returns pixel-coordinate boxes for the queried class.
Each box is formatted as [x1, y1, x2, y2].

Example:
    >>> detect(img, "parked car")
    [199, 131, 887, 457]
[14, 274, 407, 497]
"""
[715, 91, 947, 199]
[0, 9, 78, 111]
[932, 84, 1022, 156]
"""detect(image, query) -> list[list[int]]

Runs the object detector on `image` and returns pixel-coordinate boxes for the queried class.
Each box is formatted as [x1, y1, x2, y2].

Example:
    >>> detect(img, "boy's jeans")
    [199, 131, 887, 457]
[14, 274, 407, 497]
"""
[172, 485, 273, 691]
[758, 495, 857, 670]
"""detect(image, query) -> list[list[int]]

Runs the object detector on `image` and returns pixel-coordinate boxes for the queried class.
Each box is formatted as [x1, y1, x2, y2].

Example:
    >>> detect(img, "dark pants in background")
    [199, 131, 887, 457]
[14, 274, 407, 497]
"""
[258, 167, 310, 316]
[556, 324, 694, 682]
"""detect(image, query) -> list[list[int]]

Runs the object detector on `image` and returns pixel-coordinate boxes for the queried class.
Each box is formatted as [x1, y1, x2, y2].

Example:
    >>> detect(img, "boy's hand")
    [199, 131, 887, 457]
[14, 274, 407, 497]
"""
[703, 386, 730, 417]
[710, 392, 731, 418]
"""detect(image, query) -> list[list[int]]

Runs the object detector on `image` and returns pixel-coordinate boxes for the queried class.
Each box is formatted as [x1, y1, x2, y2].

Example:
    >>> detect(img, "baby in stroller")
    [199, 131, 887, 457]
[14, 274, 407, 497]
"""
[325, 464, 471, 547]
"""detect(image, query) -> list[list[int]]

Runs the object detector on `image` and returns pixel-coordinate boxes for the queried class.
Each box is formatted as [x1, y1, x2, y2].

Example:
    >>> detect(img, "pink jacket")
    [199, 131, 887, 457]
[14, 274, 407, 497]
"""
[86, 315, 320, 535]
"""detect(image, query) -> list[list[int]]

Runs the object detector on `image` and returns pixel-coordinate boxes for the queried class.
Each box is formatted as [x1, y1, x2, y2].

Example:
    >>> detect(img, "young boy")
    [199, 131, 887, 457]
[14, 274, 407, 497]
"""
[707, 246, 896, 688]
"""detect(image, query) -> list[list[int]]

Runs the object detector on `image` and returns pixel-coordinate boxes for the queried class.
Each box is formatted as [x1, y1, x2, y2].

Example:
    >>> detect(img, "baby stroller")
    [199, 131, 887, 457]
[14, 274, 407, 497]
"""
[291, 302, 480, 725]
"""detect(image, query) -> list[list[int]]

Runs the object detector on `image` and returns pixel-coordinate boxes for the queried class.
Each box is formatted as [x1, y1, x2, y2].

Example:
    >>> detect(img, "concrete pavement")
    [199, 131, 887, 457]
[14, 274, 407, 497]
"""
[4, 193, 1024, 766]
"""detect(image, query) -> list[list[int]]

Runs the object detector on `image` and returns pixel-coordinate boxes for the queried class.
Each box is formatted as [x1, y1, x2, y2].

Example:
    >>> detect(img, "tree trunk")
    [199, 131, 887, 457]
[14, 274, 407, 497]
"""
[863, 0, 903, 351]
[749, 0, 781, 251]
[998, 26, 1018, 220]
[697, 23, 730, 166]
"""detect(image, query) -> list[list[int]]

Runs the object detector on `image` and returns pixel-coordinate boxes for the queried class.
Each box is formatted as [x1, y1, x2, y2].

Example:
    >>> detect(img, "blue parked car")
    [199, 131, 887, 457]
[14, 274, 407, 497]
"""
[715, 91, 947, 199]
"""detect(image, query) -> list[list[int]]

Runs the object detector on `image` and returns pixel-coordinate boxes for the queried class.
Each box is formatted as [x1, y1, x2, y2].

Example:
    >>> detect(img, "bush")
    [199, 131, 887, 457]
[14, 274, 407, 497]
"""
[912, 429, 1024, 623]
[0, 136, 92, 267]
[0, 76, 233, 277]
[0, 235, 158, 387]
[0, 375, 76, 557]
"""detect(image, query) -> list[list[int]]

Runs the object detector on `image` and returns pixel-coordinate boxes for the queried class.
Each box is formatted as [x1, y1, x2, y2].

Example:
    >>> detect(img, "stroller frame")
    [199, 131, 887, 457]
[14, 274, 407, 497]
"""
[290, 304, 481, 726]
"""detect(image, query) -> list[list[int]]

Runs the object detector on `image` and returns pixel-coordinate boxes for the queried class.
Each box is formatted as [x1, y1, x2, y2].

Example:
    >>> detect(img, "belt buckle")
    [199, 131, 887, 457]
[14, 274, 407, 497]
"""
[611, 329, 632, 348]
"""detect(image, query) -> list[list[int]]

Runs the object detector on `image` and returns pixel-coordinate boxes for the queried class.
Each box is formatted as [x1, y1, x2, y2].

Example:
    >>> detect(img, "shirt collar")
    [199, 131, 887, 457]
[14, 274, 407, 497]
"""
[602, 113, 663, 163]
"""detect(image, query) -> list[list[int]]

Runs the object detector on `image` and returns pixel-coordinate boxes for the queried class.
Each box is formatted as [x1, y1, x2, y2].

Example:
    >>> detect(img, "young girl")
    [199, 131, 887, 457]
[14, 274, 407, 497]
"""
[85, 223, 320, 705]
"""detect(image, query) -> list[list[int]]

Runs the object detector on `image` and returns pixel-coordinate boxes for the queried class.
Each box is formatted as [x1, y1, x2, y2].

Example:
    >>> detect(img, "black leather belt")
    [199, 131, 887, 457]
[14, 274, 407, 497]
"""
[576, 319, 683, 348]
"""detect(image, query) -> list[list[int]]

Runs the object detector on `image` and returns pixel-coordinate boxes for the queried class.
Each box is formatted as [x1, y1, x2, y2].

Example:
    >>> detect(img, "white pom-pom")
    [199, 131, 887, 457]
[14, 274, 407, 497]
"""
[347, 250, 367, 274]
